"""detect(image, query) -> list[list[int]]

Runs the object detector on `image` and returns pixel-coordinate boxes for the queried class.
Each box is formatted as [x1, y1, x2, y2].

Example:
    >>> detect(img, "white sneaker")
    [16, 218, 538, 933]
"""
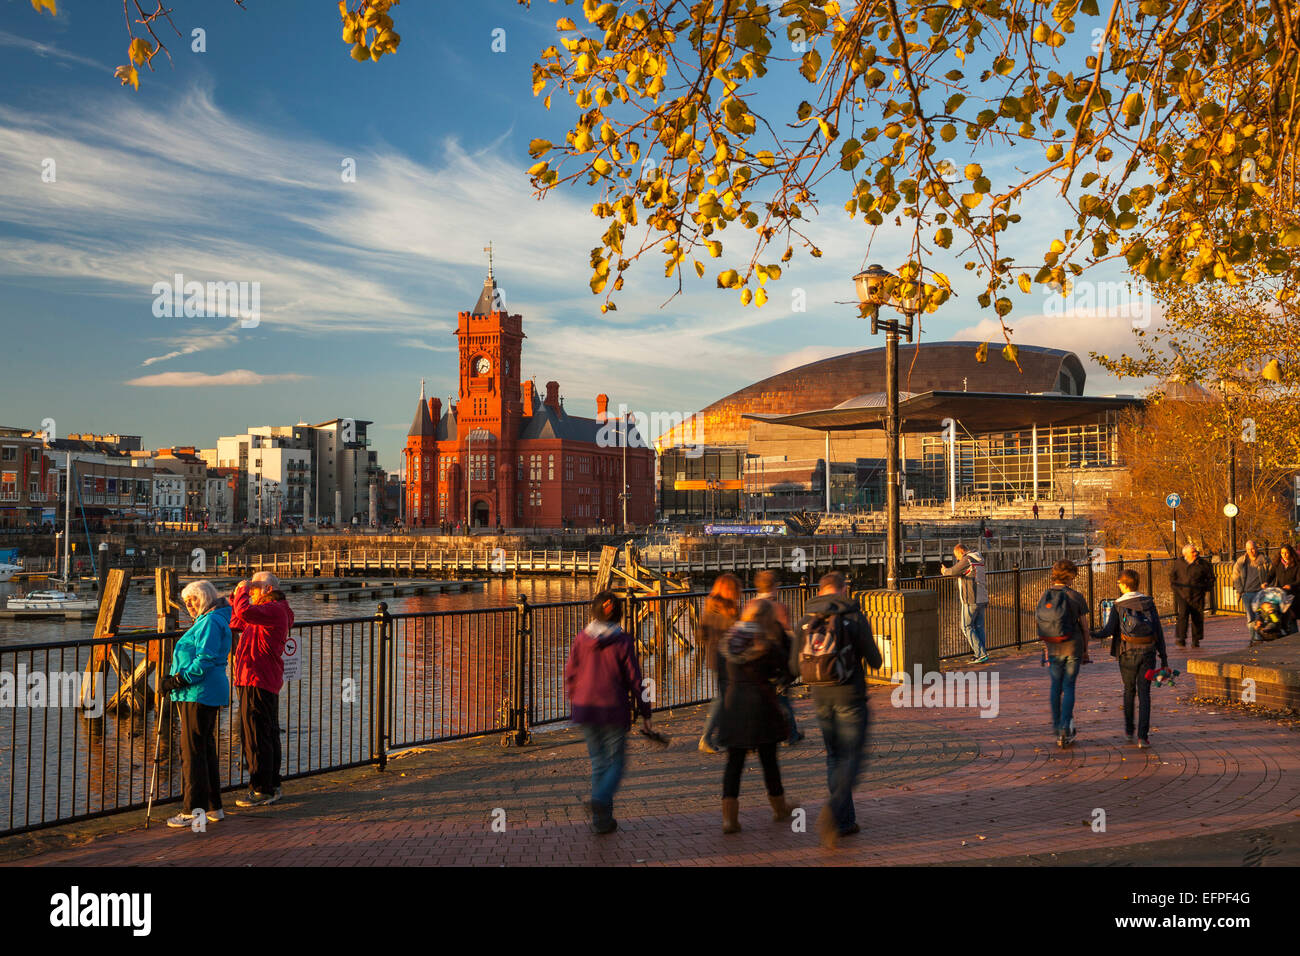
[205, 808, 226, 822]
[166, 811, 197, 829]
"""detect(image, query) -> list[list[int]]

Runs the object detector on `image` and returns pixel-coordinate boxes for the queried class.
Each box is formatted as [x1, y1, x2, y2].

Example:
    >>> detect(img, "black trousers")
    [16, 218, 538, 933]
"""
[178, 701, 223, 813]
[723, 743, 783, 799]
[238, 686, 282, 793]
[1118, 647, 1157, 739]
[1174, 594, 1205, 645]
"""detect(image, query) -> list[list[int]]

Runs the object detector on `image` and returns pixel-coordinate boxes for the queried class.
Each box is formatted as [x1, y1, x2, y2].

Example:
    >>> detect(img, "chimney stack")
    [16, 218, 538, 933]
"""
[544, 380, 561, 411]
[596, 393, 609, 423]
[429, 397, 441, 427]
[522, 380, 536, 417]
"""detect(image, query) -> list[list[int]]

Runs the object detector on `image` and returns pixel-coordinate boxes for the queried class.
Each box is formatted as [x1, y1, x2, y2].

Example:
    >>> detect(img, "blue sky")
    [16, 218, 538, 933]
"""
[0, 0, 1154, 471]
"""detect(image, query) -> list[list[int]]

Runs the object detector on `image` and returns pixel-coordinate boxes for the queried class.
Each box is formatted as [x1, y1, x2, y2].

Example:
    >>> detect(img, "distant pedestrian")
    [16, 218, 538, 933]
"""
[1231, 541, 1271, 641]
[698, 573, 741, 753]
[793, 571, 882, 847]
[1035, 559, 1090, 748]
[1092, 569, 1168, 748]
[162, 580, 232, 829]
[941, 544, 988, 663]
[717, 598, 800, 833]
[230, 572, 294, 808]
[1169, 544, 1213, 647]
[564, 590, 654, 834]
[1032, 503, 1039, 520]
[1058, 505, 1065, 521]
[754, 570, 802, 744]
[1266, 545, 1300, 633]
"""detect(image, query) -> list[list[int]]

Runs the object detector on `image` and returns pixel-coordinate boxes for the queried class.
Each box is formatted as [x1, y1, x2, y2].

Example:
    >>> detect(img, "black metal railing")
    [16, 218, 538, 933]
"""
[0, 566, 1245, 837]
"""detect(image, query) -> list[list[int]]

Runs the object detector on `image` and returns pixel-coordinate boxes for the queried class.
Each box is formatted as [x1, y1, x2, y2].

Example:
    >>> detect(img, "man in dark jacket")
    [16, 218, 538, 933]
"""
[1169, 544, 1213, 647]
[792, 571, 883, 848]
[564, 590, 654, 834]
[1093, 569, 1169, 748]
[230, 572, 294, 807]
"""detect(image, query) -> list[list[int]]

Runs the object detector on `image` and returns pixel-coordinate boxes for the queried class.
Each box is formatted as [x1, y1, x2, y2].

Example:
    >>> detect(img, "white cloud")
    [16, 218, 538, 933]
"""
[125, 370, 307, 387]
[141, 323, 243, 366]
[0, 30, 106, 71]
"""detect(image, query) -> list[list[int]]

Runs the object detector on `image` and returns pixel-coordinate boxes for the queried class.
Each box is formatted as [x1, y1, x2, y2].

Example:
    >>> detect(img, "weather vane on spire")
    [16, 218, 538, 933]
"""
[484, 242, 494, 280]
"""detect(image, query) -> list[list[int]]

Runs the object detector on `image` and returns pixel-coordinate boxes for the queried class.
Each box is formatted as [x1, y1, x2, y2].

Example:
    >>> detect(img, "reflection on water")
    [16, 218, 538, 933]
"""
[0, 576, 598, 646]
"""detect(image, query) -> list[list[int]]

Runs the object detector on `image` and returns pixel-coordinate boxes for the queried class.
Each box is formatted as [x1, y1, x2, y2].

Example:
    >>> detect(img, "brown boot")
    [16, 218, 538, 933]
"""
[817, 805, 838, 848]
[768, 793, 800, 822]
[722, 797, 741, 834]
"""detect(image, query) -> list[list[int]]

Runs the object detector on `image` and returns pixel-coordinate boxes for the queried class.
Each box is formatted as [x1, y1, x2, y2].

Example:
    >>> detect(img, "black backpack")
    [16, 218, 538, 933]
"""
[797, 611, 856, 685]
[1118, 603, 1157, 643]
[1036, 588, 1076, 642]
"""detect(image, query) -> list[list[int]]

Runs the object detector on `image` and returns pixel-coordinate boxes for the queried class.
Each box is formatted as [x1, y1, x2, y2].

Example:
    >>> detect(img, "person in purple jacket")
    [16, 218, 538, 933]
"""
[564, 589, 655, 834]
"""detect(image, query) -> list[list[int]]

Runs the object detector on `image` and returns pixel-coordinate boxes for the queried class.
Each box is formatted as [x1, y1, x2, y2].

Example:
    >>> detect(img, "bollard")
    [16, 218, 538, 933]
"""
[512, 594, 532, 746]
[373, 601, 391, 771]
[1013, 562, 1023, 648]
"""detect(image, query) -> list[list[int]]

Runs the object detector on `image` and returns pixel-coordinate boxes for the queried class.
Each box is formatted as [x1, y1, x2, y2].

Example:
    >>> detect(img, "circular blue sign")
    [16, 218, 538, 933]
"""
[1166, 493, 1182, 508]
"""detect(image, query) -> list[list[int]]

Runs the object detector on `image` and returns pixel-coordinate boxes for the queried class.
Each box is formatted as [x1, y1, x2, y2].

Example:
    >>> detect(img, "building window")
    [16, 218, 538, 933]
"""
[565, 457, 574, 481]
[548, 455, 554, 481]
[1, 446, 15, 462]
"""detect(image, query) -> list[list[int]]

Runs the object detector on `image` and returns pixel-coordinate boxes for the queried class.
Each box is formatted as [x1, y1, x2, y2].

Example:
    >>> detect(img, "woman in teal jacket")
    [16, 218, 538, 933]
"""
[161, 580, 232, 828]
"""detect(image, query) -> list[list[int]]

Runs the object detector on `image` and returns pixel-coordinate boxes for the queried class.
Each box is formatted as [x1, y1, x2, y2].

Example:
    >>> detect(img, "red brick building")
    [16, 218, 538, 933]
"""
[403, 268, 655, 529]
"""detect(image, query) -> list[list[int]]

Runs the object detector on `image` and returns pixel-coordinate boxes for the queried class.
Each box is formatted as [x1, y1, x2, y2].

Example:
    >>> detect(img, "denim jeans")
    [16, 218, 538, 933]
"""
[1241, 590, 1260, 639]
[1047, 653, 1080, 734]
[813, 690, 868, 832]
[961, 603, 987, 656]
[1117, 647, 1157, 739]
[580, 723, 628, 809]
[702, 667, 727, 745]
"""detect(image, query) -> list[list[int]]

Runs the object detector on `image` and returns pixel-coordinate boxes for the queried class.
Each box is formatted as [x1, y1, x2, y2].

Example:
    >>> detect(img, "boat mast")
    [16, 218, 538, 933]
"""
[63, 451, 71, 581]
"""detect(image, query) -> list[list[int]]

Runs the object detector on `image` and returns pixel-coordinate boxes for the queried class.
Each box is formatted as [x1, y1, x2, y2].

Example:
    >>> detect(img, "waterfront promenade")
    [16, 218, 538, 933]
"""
[3, 615, 1296, 867]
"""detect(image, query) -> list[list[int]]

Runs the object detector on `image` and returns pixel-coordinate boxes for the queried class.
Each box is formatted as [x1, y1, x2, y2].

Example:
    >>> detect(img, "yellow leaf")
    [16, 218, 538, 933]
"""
[975, 342, 988, 363]
[114, 64, 139, 91]
[1002, 342, 1019, 362]
[962, 193, 983, 208]
[1017, 274, 1032, 293]
[694, 260, 705, 278]
[755, 287, 768, 307]
[741, 288, 753, 306]
[1262, 359, 1282, 382]
[964, 163, 982, 181]
[31, 0, 57, 13]
[128, 37, 154, 66]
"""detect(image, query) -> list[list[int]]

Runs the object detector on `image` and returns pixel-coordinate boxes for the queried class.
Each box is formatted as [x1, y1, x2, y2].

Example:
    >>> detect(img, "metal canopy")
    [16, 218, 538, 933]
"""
[742, 390, 1143, 433]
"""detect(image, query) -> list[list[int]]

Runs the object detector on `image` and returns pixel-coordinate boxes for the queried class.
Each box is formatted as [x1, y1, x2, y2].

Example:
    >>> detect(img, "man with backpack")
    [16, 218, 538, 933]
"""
[792, 571, 883, 848]
[941, 544, 989, 663]
[1036, 560, 1091, 748]
[1092, 569, 1169, 748]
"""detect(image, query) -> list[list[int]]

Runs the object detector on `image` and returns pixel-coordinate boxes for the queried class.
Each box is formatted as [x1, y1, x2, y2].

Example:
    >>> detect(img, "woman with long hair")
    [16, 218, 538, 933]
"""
[1268, 544, 1299, 634]
[716, 597, 799, 832]
[698, 573, 741, 753]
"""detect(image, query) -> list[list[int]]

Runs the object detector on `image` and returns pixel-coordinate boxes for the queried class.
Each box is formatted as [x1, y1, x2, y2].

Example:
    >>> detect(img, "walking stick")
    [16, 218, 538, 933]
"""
[145, 689, 168, 829]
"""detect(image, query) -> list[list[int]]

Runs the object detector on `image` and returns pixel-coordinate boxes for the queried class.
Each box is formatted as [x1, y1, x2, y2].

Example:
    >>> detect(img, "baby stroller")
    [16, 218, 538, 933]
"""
[1250, 587, 1295, 642]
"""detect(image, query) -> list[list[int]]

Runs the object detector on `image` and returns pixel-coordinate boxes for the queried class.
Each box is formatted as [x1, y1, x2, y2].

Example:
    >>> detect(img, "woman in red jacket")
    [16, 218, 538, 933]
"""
[229, 572, 294, 807]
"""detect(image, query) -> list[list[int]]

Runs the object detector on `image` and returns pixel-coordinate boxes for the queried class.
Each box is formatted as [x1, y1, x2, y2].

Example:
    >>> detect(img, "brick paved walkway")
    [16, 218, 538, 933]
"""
[4, 614, 1297, 866]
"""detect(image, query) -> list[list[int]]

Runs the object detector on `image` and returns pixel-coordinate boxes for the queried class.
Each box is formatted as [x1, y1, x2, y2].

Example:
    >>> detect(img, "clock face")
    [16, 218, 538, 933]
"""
[475, 356, 491, 375]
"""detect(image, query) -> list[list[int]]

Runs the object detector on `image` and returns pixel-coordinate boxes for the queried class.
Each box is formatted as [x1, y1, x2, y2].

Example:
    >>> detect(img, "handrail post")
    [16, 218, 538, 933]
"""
[1013, 562, 1023, 649]
[1145, 553, 1153, 595]
[513, 594, 532, 746]
[374, 601, 391, 771]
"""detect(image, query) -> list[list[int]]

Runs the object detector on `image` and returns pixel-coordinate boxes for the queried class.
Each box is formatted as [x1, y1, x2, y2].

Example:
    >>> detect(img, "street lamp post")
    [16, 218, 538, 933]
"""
[855, 264, 919, 591]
